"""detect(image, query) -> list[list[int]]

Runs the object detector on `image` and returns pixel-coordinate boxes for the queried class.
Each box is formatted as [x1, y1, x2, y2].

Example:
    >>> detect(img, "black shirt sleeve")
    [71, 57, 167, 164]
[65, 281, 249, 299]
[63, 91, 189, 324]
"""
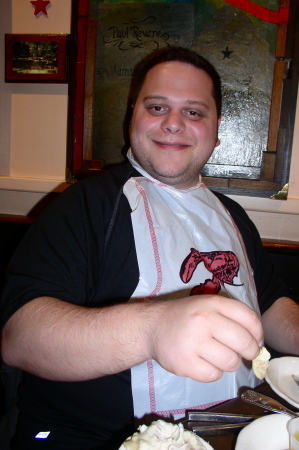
[0, 180, 99, 329]
[0, 164, 139, 331]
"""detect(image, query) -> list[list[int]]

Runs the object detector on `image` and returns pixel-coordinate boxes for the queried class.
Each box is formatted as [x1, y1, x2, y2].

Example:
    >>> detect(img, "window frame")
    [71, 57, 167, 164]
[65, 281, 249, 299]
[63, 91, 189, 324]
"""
[67, 0, 299, 198]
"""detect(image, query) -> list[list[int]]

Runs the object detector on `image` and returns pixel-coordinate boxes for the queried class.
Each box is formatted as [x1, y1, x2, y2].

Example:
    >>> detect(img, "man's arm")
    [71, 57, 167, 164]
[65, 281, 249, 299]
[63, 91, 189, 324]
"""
[262, 296, 299, 355]
[1, 295, 263, 383]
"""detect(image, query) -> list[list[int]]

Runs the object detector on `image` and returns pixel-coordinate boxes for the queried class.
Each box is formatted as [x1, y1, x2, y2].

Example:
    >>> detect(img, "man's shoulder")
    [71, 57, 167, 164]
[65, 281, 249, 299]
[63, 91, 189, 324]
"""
[211, 190, 245, 214]
[211, 189, 256, 233]
[35, 162, 137, 223]
[74, 162, 137, 192]
[58, 162, 139, 202]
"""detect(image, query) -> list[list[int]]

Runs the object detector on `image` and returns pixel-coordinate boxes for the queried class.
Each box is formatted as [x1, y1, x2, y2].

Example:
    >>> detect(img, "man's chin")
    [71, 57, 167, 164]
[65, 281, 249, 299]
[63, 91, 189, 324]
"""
[150, 169, 199, 189]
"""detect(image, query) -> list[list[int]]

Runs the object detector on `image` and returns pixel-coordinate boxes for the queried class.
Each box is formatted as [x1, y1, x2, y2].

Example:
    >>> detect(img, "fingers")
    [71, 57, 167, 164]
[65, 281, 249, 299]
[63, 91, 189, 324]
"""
[195, 296, 263, 361]
[163, 338, 241, 383]
[199, 338, 242, 373]
[211, 309, 262, 362]
[175, 355, 224, 383]
[212, 297, 264, 349]
[160, 339, 224, 382]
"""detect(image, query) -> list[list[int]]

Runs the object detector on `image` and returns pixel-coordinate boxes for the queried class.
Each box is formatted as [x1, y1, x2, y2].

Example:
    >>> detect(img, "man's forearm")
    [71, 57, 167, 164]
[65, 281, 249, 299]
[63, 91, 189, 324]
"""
[262, 296, 299, 355]
[1, 297, 155, 381]
[1, 294, 263, 384]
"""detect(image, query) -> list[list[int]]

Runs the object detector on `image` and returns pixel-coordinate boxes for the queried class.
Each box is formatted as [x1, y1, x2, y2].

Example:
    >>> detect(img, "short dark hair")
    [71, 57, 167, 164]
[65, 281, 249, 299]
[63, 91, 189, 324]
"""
[130, 46, 222, 117]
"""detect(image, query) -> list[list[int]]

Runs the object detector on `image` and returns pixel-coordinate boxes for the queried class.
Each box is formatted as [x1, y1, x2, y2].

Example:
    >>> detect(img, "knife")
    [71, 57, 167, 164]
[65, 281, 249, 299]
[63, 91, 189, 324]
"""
[187, 411, 262, 423]
[187, 422, 249, 435]
[182, 410, 263, 436]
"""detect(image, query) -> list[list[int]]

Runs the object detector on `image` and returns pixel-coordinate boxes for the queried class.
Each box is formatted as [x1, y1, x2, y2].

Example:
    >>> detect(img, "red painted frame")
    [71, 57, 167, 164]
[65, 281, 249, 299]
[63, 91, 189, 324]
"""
[72, 0, 89, 174]
[5, 34, 69, 83]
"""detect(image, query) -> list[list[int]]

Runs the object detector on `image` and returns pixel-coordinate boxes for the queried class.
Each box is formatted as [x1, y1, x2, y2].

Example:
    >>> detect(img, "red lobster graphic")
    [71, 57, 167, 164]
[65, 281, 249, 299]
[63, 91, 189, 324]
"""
[180, 248, 243, 295]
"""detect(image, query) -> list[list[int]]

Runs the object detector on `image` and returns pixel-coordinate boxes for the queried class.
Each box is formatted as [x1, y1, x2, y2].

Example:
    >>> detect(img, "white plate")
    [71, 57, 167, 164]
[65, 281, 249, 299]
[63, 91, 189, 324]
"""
[235, 413, 290, 450]
[265, 357, 299, 409]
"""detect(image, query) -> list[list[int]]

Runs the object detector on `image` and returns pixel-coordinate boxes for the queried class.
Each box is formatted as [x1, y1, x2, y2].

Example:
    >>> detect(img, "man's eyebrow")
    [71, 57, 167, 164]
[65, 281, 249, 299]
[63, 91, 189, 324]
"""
[143, 96, 209, 109]
[143, 95, 168, 101]
[186, 100, 209, 109]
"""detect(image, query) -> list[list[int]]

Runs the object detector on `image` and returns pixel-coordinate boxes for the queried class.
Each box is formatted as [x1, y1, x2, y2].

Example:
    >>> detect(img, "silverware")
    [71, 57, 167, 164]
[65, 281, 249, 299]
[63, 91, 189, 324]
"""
[187, 411, 261, 423]
[293, 374, 299, 386]
[241, 389, 299, 418]
[187, 422, 249, 435]
[184, 411, 262, 435]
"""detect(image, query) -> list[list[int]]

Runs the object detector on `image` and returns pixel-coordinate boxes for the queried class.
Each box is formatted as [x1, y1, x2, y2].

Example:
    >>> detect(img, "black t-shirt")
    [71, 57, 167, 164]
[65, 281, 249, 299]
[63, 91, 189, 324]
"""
[0, 162, 289, 449]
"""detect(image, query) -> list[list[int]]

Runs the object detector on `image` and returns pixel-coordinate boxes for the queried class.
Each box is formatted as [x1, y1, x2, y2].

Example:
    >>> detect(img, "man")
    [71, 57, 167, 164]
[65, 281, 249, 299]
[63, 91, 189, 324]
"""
[0, 47, 298, 449]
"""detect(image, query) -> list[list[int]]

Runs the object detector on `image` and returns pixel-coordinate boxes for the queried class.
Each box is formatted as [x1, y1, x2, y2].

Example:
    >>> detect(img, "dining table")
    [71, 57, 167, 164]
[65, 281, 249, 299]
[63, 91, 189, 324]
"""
[186, 381, 296, 450]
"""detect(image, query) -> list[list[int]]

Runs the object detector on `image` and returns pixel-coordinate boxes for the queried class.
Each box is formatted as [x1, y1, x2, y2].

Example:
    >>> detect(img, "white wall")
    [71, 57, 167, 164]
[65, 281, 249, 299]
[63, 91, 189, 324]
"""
[0, 0, 299, 243]
[0, 0, 71, 215]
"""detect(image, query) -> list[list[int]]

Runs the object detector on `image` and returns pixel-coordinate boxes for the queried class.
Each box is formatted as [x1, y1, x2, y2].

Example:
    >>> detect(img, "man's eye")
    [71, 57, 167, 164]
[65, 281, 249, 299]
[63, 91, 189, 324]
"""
[147, 105, 166, 115]
[186, 110, 202, 120]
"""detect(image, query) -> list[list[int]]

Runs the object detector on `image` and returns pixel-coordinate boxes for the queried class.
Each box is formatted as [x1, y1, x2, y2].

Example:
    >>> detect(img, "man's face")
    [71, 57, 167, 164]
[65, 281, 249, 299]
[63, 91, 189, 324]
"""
[130, 61, 221, 189]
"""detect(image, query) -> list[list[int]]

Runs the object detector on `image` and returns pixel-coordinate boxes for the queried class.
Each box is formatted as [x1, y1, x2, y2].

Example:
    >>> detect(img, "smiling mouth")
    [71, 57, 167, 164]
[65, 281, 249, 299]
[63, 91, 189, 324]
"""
[153, 140, 190, 150]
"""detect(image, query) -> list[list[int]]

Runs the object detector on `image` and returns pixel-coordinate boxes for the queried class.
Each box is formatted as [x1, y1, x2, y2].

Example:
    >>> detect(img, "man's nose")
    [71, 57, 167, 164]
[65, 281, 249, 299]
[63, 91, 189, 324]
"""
[161, 110, 185, 133]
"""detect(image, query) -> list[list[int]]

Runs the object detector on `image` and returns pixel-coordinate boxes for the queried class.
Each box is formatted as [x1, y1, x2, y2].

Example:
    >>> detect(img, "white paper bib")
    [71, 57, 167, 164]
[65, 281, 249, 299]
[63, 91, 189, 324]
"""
[124, 153, 260, 422]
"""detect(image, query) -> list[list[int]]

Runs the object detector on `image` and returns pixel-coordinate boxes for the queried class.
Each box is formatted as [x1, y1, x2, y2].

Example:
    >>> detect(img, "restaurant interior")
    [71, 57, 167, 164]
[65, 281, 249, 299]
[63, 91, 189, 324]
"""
[0, 0, 299, 448]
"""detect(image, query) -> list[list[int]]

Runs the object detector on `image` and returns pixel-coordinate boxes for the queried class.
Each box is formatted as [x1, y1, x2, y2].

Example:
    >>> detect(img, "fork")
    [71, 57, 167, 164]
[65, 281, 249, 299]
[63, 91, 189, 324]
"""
[241, 390, 299, 418]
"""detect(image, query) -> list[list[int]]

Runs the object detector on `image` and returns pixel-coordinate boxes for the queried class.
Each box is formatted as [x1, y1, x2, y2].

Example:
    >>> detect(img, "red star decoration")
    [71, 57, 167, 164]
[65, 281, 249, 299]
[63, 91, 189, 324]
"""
[30, 0, 51, 16]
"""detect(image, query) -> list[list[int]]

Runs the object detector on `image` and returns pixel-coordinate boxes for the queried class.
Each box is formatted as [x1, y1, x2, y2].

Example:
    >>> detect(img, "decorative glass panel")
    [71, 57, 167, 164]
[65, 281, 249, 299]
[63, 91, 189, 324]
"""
[87, 0, 280, 181]
[69, 0, 299, 198]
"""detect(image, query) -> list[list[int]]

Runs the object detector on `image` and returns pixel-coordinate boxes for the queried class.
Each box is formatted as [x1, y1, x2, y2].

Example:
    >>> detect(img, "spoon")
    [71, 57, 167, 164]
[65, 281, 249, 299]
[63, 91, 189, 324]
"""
[241, 390, 299, 418]
[293, 374, 299, 386]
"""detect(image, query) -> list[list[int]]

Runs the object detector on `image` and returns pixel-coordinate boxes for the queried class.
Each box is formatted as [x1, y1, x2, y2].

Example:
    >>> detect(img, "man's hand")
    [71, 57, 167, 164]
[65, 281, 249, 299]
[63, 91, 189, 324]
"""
[146, 295, 263, 383]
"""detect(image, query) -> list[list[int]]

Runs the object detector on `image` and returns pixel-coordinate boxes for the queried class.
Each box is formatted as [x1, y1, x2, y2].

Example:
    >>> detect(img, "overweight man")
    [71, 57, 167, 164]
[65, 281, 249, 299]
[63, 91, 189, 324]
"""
[1, 46, 298, 449]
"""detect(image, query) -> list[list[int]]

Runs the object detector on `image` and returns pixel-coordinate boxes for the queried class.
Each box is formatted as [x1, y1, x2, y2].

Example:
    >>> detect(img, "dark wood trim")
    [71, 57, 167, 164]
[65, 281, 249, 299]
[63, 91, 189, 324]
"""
[0, 214, 35, 223]
[266, 60, 285, 155]
[262, 240, 299, 252]
[275, 0, 289, 58]
[83, 18, 97, 162]
[275, 0, 299, 185]
[203, 178, 281, 191]
[263, 0, 289, 167]
[261, 151, 277, 181]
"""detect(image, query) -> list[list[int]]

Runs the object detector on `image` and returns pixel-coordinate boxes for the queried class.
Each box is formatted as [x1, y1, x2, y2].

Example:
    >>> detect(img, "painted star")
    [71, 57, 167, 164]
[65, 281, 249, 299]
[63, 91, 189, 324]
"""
[30, 0, 51, 16]
[221, 46, 234, 59]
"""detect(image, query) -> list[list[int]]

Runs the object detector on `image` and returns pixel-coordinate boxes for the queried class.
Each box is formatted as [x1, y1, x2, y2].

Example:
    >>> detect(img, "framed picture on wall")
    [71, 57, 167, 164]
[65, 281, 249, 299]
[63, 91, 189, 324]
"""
[5, 34, 69, 83]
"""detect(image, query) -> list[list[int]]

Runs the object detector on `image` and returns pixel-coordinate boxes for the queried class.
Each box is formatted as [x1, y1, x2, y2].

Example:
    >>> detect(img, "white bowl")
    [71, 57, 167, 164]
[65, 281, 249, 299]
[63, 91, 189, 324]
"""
[235, 413, 290, 450]
[266, 356, 299, 409]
